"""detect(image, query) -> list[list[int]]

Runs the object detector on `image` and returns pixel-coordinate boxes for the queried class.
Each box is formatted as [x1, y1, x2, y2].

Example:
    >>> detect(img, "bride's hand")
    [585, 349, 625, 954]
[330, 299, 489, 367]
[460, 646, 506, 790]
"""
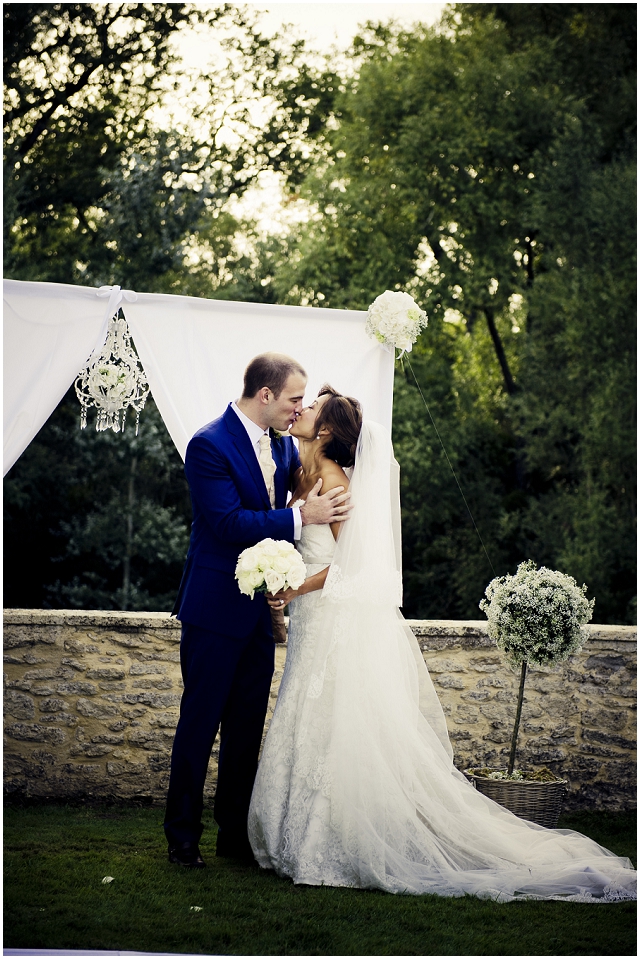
[267, 587, 299, 608]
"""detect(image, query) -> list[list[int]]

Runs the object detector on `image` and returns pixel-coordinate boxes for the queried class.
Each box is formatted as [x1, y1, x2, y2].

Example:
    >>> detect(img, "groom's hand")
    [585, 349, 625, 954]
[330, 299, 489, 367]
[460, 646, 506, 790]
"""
[300, 479, 352, 526]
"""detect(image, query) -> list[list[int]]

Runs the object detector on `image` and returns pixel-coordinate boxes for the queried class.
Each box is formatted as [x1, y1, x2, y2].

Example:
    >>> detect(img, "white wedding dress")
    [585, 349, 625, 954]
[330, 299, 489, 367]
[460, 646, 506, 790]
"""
[248, 423, 636, 902]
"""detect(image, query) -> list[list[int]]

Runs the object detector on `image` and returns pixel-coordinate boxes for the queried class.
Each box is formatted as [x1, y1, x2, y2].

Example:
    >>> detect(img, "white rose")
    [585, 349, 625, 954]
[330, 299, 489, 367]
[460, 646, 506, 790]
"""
[271, 554, 293, 573]
[239, 551, 258, 571]
[287, 565, 306, 590]
[236, 572, 255, 598]
[249, 569, 265, 589]
[264, 569, 286, 594]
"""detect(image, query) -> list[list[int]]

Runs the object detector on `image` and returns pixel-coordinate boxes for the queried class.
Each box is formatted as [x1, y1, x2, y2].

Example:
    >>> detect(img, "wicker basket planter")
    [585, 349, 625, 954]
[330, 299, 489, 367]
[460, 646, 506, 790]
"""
[465, 769, 568, 829]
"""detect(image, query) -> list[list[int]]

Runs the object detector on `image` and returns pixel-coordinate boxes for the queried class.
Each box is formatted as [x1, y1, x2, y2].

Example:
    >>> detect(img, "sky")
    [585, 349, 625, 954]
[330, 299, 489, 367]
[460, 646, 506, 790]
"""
[243, 2, 447, 51]
[173, 2, 448, 232]
[180, 2, 447, 66]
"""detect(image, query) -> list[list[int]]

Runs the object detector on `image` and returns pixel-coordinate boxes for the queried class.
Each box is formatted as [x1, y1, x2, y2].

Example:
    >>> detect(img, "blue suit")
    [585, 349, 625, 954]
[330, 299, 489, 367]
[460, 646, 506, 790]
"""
[164, 404, 301, 851]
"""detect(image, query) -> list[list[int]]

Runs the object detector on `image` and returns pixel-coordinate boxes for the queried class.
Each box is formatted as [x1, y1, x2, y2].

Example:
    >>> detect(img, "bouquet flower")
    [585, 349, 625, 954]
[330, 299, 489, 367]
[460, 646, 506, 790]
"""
[235, 538, 306, 600]
[477, 559, 594, 776]
[365, 290, 428, 356]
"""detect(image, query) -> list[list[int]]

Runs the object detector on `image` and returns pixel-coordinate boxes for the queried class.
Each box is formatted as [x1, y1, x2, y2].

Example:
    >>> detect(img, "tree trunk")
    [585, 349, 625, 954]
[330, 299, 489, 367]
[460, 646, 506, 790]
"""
[484, 306, 517, 396]
[507, 660, 528, 775]
[524, 237, 535, 287]
[121, 455, 137, 611]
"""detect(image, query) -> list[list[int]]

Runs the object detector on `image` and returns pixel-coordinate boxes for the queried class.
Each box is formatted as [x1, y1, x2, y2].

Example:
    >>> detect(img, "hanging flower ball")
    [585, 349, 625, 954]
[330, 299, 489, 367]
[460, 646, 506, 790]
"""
[87, 363, 136, 409]
[365, 290, 428, 356]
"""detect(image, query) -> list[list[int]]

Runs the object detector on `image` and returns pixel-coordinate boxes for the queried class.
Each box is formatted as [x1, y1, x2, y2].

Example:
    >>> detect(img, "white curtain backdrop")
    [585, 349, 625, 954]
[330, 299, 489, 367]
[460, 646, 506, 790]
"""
[123, 292, 394, 460]
[4, 280, 394, 473]
[3, 279, 127, 476]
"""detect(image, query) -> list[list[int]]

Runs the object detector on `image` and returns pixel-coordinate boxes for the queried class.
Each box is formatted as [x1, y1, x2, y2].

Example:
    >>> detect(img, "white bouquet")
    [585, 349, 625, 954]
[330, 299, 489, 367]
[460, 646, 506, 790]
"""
[479, 559, 594, 669]
[235, 538, 306, 600]
[365, 290, 428, 356]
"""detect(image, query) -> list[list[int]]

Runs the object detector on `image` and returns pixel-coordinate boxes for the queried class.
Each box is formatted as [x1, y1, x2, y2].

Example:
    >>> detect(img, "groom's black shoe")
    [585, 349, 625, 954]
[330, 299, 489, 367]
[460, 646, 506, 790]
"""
[168, 841, 206, 868]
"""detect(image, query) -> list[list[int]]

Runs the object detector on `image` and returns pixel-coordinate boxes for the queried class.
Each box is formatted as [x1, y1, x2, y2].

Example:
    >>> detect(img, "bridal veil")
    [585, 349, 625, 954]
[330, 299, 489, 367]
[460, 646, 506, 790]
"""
[253, 421, 636, 901]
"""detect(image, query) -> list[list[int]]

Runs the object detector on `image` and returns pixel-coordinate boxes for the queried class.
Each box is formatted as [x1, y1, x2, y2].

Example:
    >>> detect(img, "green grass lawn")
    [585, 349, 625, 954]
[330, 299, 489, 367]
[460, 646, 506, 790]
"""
[3, 804, 636, 956]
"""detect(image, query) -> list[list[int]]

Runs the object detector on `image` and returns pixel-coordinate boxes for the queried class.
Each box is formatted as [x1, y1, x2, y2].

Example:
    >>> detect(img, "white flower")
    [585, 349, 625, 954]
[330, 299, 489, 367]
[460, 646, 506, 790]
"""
[239, 550, 258, 572]
[479, 560, 594, 668]
[236, 563, 268, 598]
[88, 364, 134, 402]
[101, 876, 114, 884]
[272, 554, 293, 574]
[235, 538, 307, 599]
[190, 906, 203, 912]
[287, 564, 306, 590]
[365, 290, 428, 356]
[264, 568, 286, 594]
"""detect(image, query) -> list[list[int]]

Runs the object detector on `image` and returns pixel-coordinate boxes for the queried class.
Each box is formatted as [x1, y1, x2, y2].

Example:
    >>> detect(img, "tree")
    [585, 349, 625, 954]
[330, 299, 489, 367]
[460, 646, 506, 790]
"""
[3, 2, 306, 292]
[4, 4, 635, 622]
[265, 4, 636, 622]
[4, 392, 191, 610]
[2, 4, 305, 610]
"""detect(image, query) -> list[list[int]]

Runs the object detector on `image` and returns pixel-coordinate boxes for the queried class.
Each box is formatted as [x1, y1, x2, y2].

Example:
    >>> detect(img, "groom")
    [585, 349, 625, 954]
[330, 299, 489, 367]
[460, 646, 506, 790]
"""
[164, 353, 350, 866]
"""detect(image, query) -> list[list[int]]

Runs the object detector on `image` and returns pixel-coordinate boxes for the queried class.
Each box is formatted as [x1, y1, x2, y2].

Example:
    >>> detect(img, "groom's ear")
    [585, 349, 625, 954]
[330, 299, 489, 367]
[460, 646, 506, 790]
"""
[258, 387, 271, 405]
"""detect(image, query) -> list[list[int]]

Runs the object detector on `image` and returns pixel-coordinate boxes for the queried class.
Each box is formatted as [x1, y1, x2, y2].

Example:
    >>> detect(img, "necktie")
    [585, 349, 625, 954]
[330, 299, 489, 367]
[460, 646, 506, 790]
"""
[258, 433, 276, 508]
[258, 433, 285, 642]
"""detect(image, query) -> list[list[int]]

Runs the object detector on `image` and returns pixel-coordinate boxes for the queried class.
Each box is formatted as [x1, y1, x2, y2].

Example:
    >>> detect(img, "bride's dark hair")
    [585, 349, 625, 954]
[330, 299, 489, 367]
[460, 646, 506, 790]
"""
[315, 384, 363, 468]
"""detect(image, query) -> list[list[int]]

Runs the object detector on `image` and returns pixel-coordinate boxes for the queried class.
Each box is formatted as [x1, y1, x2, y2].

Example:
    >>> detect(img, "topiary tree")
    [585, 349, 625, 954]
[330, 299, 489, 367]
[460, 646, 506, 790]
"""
[480, 560, 594, 775]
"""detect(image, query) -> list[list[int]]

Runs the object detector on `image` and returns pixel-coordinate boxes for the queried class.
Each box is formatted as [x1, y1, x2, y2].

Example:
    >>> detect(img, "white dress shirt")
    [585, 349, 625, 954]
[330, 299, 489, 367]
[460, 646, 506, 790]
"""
[231, 402, 302, 540]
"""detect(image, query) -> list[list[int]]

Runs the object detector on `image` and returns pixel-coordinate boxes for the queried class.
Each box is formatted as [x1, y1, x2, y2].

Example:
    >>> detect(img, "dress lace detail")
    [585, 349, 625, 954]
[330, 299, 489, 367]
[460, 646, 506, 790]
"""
[323, 562, 403, 606]
[248, 425, 637, 902]
[249, 523, 358, 885]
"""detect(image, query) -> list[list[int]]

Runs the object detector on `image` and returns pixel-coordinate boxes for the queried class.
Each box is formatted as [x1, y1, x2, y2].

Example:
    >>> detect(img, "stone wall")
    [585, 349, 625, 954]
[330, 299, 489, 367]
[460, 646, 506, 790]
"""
[4, 610, 636, 810]
[410, 621, 636, 810]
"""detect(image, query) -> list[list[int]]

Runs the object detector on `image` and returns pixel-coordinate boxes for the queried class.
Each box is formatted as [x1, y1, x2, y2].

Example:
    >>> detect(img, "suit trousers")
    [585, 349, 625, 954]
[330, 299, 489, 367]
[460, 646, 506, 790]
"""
[164, 619, 275, 849]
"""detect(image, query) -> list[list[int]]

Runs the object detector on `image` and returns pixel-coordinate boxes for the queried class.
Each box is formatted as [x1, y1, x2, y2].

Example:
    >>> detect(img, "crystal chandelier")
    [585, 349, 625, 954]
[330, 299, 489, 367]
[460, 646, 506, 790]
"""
[75, 311, 149, 434]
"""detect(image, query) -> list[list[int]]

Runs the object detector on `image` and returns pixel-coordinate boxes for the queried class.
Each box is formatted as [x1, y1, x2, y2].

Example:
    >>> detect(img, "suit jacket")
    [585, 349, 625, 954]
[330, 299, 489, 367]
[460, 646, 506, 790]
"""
[173, 404, 301, 637]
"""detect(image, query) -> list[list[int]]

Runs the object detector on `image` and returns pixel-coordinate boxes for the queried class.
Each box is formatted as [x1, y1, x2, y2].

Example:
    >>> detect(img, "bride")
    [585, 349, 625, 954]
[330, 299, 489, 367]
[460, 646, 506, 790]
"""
[248, 387, 636, 902]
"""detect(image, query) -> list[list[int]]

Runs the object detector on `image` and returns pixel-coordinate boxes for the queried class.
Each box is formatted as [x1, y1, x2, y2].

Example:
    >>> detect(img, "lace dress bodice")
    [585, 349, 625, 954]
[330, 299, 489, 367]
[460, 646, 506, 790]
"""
[278, 510, 335, 677]
[294, 521, 337, 568]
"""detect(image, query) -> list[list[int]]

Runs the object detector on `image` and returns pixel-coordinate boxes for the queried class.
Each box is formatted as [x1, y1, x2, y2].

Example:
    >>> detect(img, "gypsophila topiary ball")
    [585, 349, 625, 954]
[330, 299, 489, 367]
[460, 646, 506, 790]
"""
[479, 560, 594, 669]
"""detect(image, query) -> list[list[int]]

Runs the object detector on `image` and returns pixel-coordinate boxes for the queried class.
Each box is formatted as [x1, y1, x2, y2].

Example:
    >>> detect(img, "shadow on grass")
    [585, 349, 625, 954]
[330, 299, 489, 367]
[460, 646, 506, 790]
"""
[3, 804, 636, 957]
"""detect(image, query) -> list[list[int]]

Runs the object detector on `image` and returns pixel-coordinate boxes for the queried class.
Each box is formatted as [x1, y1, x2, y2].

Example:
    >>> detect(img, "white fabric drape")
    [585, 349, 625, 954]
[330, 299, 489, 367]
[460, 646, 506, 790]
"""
[3, 280, 394, 473]
[123, 292, 394, 460]
[3, 280, 129, 476]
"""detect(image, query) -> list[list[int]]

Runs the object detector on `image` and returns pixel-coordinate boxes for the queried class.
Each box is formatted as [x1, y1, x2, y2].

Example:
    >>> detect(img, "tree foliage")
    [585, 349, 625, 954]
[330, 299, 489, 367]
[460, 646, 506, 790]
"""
[3, 2, 303, 292]
[267, 3, 636, 623]
[3, 4, 636, 622]
[3, 3, 303, 610]
[4, 392, 190, 610]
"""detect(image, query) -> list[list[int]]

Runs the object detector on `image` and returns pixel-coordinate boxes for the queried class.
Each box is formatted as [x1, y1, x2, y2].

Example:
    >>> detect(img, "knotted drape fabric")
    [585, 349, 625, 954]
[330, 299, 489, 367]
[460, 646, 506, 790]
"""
[3, 281, 135, 475]
[3, 279, 395, 476]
